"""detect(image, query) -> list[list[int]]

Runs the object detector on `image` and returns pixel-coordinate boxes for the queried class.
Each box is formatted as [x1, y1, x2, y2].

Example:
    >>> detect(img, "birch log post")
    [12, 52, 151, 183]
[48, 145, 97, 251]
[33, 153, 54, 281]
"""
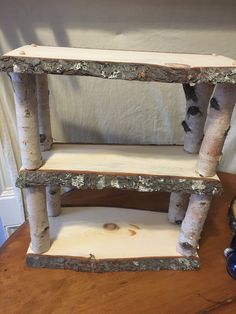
[177, 194, 212, 256]
[197, 83, 236, 177]
[168, 83, 214, 224]
[46, 185, 61, 217]
[10, 73, 42, 169]
[35, 74, 61, 216]
[182, 83, 214, 154]
[26, 187, 50, 253]
[35, 74, 53, 151]
[168, 192, 189, 224]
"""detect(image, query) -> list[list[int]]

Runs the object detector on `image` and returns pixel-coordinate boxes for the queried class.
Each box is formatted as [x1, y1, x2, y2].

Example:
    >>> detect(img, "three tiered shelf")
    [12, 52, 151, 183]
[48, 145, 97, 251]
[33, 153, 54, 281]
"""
[1, 45, 235, 272]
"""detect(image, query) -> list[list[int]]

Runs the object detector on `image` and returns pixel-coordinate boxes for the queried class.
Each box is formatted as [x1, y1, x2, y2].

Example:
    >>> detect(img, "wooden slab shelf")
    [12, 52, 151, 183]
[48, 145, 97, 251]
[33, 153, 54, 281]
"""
[1, 45, 236, 83]
[16, 144, 222, 195]
[26, 206, 199, 272]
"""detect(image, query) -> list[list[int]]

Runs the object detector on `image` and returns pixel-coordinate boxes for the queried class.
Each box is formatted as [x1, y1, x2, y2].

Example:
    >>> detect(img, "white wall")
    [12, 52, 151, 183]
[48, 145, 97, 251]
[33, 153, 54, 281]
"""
[0, 0, 236, 176]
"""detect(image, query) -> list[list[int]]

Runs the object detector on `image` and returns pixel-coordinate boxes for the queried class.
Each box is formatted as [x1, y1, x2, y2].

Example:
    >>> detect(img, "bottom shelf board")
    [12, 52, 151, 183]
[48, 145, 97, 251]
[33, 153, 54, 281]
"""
[26, 206, 199, 272]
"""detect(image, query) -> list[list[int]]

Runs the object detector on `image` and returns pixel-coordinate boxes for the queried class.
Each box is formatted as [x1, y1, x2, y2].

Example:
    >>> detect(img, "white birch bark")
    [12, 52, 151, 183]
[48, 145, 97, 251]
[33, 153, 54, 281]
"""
[46, 185, 61, 217]
[25, 187, 50, 253]
[168, 192, 189, 224]
[169, 83, 213, 224]
[177, 194, 212, 256]
[10, 73, 42, 169]
[197, 84, 236, 177]
[36, 74, 53, 151]
[182, 83, 214, 153]
[36, 74, 61, 216]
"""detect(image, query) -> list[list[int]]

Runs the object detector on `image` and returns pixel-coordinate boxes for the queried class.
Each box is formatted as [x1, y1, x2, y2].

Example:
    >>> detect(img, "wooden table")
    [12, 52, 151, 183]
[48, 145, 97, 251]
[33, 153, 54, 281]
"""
[0, 172, 235, 314]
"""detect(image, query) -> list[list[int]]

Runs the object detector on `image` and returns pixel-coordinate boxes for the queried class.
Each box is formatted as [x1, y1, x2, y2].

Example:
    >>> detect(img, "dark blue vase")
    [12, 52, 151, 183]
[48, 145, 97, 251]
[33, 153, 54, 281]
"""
[225, 249, 236, 279]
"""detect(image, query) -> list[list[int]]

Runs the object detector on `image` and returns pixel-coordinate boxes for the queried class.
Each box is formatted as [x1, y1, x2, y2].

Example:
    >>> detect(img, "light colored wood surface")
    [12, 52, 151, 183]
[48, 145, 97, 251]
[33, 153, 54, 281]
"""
[37, 144, 219, 179]
[2, 45, 235, 83]
[27, 206, 182, 259]
[4, 45, 235, 68]
[17, 144, 222, 195]
[1, 172, 236, 313]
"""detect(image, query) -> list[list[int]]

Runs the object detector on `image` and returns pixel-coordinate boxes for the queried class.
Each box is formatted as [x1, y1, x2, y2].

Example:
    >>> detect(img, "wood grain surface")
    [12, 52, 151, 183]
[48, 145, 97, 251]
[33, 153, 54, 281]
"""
[16, 144, 222, 195]
[0, 172, 236, 314]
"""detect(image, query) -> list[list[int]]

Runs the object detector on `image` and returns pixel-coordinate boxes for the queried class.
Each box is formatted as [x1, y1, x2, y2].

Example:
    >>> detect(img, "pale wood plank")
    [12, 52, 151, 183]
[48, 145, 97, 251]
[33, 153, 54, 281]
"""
[4, 45, 235, 67]
[26, 206, 199, 271]
[1, 45, 236, 83]
[39, 144, 216, 177]
[16, 144, 222, 195]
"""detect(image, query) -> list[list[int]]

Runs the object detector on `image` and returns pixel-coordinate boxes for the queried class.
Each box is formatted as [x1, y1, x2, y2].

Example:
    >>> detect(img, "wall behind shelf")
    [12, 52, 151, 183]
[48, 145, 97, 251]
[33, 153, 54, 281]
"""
[0, 0, 236, 178]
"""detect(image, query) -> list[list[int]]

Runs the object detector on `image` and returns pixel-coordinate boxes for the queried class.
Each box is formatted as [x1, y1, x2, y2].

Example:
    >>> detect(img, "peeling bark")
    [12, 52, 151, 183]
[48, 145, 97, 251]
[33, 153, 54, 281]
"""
[10, 73, 42, 170]
[177, 194, 212, 256]
[197, 84, 236, 176]
[25, 187, 50, 253]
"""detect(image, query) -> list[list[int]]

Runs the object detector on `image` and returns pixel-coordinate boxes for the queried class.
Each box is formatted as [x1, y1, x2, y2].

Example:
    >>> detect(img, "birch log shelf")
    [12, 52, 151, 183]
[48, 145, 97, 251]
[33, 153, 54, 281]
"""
[1, 45, 236, 272]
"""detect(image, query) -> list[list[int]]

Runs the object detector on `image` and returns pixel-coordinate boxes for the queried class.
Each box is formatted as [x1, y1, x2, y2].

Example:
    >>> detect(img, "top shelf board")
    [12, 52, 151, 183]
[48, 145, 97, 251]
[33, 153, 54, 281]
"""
[1, 45, 236, 84]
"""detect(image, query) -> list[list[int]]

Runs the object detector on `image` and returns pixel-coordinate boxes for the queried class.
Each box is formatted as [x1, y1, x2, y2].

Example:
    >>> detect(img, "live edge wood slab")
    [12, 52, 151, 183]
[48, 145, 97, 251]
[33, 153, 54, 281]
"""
[16, 144, 222, 195]
[26, 207, 199, 272]
[1, 45, 236, 83]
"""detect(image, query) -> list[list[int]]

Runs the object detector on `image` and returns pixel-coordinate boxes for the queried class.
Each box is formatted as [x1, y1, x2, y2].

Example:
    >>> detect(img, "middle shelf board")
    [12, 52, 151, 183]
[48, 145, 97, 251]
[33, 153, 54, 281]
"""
[17, 144, 222, 195]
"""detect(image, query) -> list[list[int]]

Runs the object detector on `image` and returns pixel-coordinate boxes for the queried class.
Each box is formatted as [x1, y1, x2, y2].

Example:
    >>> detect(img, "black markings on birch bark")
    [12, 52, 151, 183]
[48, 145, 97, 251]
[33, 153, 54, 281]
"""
[181, 121, 191, 132]
[197, 83, 236, 176]
[177, 194, 212, 256]
[182, 83, 214, 154]
[183, 84, 198, 102]
[168, 192, 189, 224]
[25, 187, 50, 253]
[210, 97, 220, 111]
[169, 84, 214, 229]
[187, 106, 202, 116]
[10, 73, 42, 170]
[46, 185, 61, 217]
[36, 74, 53, 151]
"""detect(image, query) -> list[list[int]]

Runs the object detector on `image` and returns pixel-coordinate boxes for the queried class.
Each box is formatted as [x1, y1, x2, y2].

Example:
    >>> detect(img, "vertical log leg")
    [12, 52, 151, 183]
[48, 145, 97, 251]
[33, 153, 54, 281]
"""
[26, 187, 50, 253]
[168, 83, 214, 224]
[168, 192, 189, 224]
[197, 83, 236, 177]
[182, 83, 214, 154]
[10, 73, 42, 169]
[35, 74, 61, 216]
[46, 185, 61, 217]
[10, 73, 50, 253]
[36, 74, 53, 151]
[177, 194, 212, 256]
